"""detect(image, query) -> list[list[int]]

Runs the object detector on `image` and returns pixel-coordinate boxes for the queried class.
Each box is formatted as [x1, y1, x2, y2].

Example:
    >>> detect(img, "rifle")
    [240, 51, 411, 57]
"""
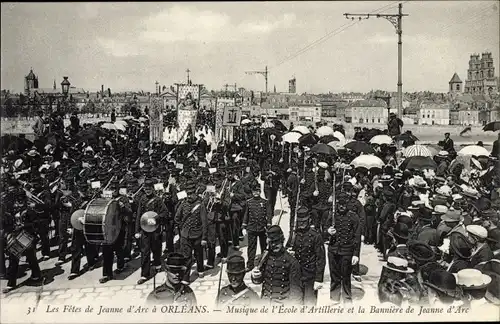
[289, 168, 301, 249]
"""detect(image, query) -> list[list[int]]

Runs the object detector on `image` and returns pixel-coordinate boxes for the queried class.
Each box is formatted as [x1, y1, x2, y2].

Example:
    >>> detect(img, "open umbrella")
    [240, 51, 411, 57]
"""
[310, 143, 337, 155]
[261, 121, 274, 129]
[400, 156, 437, 171]
[344, 141, 376, 154]
[114, 120, 128, 128]
[292, 125, 310, 135]
[351, 154, 385, 169]
[333, 131, 346, 143]
[425, 144, 441, 157]
[282, 131, 302, 144]
[315, 126, 334, 137]
[319, 135, 340, 144]
[101, 123, 117, 130]
[483, 121, 500, 132]
[403, 145, 432, 157]
[241, 119, 252, 125]
[327, 141, 344, 149]
[457, 145, 489, 157]
[114, 123, 126, 132]
[393, 132, 419, 142]
[369, 134, 393, 145]
[270, 119, 288, 132]
[298, 133, 318, 146]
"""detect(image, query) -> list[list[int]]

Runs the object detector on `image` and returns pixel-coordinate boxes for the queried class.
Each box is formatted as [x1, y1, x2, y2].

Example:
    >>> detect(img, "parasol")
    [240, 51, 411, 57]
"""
[403, 145, 432, 157]
[270, 119, 288, 132]
[457, 145, 489, 157]
[282, 131, 302, 144]
[310, 143, 337, 155]
[344, 141, 376, 154]
[298, 133, 319, 146]
[400, 156, 437, 171]
[333, 131, 346, 144]
[114, 120, 128, 127]
[261, 121, 274, 129]
[351, 154, 385, 169]
[319, 135, 340, 144]
[393, 132, 419, 142]
[101, 123, 117, 130]
[241, 119, 252, 125]
[292, 125, 310, 135]
[369, 134, 393, 145]
[315, 126, 334, 137]
[483, 121, 500, 132]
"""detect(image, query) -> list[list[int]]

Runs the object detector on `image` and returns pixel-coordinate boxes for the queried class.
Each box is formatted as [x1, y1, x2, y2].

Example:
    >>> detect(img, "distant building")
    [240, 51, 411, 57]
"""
[289, 104, 321, 123]
[289, 77, 296, 94]
[417, 101, 450, 125]
[24, 69, 39, 95]
[320, 98, 348, 120]
[345, 99, 388, 124]
[449, 73, 462, 93]
[464, 52, 498, 95]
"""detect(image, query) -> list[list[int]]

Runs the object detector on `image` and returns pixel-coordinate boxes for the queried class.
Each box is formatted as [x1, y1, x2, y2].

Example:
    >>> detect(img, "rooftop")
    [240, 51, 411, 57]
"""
[449, 73, 462, 84]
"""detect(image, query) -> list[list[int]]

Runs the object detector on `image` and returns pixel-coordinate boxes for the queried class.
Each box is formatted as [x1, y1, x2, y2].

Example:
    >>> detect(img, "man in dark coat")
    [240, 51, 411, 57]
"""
[147, 252, 197, 305]
[251, 225, 302, 304]
[242, 185, 272, 271]
[441, 133, 455, 155]
[216, 255, 259, 306]
[387, 113, 402, 137]
[325, 193, 361, 303]
[291, 206, 326, 305]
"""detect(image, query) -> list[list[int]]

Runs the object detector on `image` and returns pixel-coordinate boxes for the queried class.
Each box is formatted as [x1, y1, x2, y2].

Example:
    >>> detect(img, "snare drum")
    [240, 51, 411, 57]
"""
[83, 198, 121, 245]
[6, 230, 35, 259]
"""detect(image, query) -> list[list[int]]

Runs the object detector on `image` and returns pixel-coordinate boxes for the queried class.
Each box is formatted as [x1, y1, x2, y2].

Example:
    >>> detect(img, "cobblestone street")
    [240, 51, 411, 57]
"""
[1, 191, 387, 323]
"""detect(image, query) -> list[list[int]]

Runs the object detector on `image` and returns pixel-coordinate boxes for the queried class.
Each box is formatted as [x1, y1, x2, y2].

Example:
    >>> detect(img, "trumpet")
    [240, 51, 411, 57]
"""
[207, 178, 228, 212]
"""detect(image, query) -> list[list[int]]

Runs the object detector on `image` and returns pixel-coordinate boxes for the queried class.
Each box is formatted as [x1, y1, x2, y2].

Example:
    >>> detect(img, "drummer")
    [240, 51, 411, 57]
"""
[3, 194, 42, 293]
[100, 180, 132, 284]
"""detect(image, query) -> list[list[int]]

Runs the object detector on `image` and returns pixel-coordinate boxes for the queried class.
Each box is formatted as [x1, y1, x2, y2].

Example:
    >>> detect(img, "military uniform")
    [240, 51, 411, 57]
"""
[252, 226, 302, 305]
[174, 184, 208, 282]
[217, 255, 259, 307]
[242, 190, 272, 270]
[325, 194, 361, 302]
[292, 207, 326, 305]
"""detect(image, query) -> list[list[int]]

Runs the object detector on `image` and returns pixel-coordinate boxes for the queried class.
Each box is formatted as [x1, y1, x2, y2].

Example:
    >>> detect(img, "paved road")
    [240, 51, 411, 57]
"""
[1, 188, 388, 323]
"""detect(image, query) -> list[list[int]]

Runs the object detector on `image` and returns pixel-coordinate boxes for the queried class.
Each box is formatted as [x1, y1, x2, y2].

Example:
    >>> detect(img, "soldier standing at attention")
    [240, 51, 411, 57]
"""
[291, 206, 326, 305]
[242, 184, 272, 272]
[146, 252, 197, 305]
[216, 255, 259, 307]
[325, 192, 362, 304]
[251, 225, 302, 305]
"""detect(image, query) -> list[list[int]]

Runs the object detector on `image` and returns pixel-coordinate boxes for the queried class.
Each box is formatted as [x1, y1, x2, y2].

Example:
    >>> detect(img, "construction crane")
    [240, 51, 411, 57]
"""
[245, 66, 268, 95]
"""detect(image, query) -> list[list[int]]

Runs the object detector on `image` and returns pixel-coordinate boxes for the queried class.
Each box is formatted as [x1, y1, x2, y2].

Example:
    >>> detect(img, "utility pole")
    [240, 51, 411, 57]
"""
[245, 66, 268, 95]
[186, 68, 191, 85]
[155, 81, 159, 95]
[345, 3, 408, 117]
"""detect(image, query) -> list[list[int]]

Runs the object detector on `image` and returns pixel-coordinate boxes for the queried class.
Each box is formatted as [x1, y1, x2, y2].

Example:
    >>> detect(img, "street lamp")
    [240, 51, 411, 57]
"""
[61, 76, 70, 96]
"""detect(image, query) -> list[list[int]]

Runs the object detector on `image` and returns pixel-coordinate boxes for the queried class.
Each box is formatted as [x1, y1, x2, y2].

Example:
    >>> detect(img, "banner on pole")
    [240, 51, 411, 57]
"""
[222, 106, 242, 127]
[149, 97, 164, 143]
[176, 84, 201, 145]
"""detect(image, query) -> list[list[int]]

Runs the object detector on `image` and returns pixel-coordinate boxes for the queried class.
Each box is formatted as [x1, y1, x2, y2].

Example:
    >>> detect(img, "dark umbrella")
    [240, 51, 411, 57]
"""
[400, 156, 437, 171]
[310, 143, 337, 155]
[483, 121, 500, 132]
[344, 141, 376, 154]
[394, 133, 419, 142]
[270, 119, 288, 132]
[298, 133, 319, 146]
[262, 127, 283, 140]
[319, 135, 340, 144]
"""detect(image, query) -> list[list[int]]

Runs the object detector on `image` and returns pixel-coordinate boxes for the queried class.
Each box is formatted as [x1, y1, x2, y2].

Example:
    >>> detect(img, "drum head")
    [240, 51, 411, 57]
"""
[71, 209, 85, 230]
[104, 199, 121, 244]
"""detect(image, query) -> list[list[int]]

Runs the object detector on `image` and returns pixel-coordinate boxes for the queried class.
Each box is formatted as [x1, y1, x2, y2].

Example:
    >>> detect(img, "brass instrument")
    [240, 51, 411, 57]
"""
[208, 178, 228, 212]
[130, 184, 144, 201]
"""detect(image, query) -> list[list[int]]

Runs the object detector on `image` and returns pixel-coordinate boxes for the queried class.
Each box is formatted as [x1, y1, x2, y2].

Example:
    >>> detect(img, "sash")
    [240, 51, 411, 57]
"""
[220, 288, 250, 306]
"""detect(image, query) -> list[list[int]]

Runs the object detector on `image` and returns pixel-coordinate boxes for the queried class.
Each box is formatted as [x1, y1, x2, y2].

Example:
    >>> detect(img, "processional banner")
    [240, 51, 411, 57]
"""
[149, 97, 164, 143]
[176, 84, 200, 145]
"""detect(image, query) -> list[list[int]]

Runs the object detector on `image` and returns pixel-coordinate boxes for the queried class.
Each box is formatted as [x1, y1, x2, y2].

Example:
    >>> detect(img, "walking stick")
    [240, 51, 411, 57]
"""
[215, 258, 225, 308]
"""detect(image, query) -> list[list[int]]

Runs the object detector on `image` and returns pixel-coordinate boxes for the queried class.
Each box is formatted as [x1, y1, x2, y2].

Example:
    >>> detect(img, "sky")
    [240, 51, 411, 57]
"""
[1, 1, 499, 94]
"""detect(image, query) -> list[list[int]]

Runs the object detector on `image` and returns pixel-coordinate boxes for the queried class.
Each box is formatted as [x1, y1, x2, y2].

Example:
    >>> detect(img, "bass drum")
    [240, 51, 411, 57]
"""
[83, 198, 121, 245]
[7, 230, 35, 259]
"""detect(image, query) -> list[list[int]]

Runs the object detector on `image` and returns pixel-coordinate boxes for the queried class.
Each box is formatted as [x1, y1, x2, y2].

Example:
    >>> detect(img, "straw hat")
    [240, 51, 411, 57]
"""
[456, 269, 492, 290]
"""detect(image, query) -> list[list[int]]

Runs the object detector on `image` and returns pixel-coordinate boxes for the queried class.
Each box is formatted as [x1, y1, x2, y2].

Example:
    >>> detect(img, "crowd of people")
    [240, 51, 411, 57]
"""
[1, 108, 499, 309]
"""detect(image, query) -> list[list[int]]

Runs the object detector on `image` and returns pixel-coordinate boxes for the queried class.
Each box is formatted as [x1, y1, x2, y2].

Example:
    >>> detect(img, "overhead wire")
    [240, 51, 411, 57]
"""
[269, 1, 409, 70]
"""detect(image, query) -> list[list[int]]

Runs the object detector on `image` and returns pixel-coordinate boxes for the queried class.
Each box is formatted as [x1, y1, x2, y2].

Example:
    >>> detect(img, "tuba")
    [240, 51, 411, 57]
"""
[140, 211, 159, 232]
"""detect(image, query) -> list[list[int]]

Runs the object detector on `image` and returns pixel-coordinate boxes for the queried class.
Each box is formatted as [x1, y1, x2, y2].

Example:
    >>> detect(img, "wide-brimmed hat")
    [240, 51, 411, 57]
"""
[475, 259, 500, 277]
[484, 273, 500, 305]
[432, 205, 449, 215]
[407, 240, 435, 263]
[449, 232, 473, 259]
[456, 269, 492, 290]
[408, 200, 424, 211]
[487, 228, 500, 245]
[466, 225, 488, 239]
[441, 210, 462, 222]
[163, 252, 188, 271]
[436, 185, 452, 197]
[383, 256, 414, 274]
[424, 269, 460, 297]
[267, 225, 284, 242]
[226, 255, 246, 275]
[437, 151, 449, 158]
